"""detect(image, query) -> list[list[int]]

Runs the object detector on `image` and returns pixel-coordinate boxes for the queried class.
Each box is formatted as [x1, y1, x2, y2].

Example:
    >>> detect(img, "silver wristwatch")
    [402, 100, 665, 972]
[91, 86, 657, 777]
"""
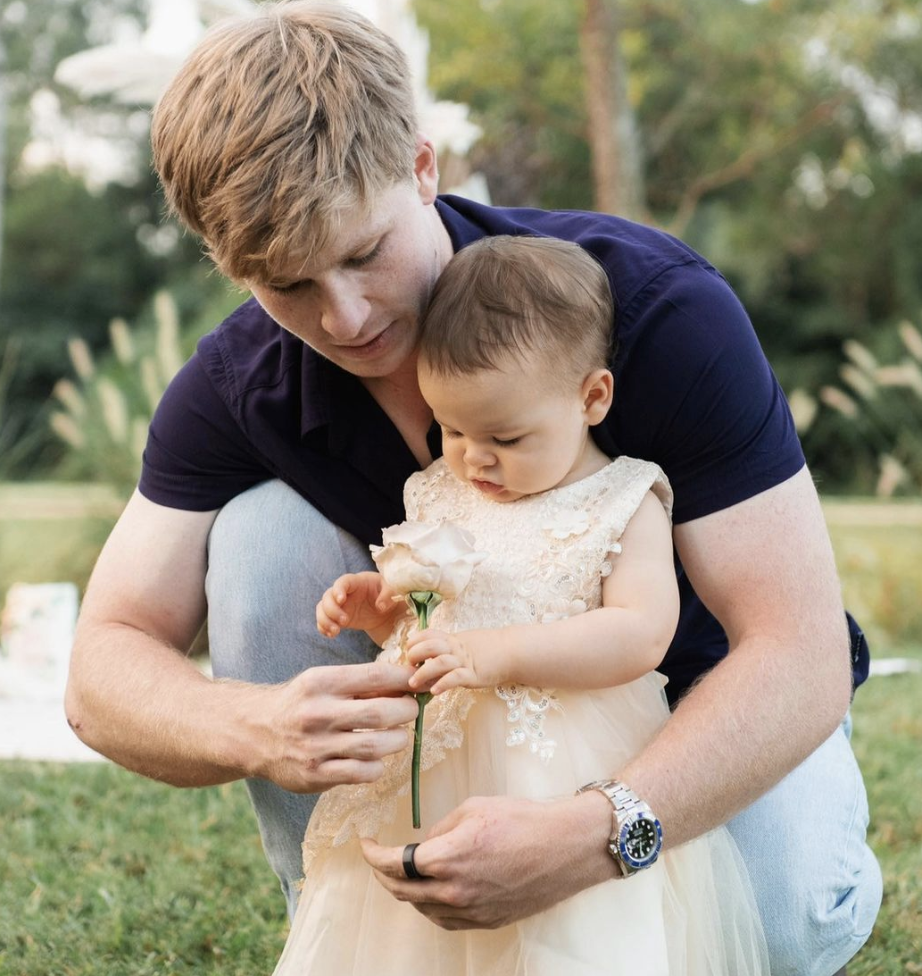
[576, 779, 663, 876]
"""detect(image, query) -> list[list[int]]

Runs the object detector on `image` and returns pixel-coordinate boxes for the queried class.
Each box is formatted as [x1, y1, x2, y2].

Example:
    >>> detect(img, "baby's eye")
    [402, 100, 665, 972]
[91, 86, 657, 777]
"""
[493, 436, 522, 447]
[442, 428, 462, 439]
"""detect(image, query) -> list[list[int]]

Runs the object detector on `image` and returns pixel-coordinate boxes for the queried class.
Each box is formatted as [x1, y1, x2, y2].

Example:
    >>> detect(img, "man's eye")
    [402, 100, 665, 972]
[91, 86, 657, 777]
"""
[493, 436, 522, 447]
[270, 279, 309, 294]
[348, 241, 383, 267]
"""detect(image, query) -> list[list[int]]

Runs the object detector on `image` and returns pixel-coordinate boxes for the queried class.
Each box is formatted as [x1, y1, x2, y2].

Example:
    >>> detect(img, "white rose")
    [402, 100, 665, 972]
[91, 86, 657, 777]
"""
[370, 520, 487, 599]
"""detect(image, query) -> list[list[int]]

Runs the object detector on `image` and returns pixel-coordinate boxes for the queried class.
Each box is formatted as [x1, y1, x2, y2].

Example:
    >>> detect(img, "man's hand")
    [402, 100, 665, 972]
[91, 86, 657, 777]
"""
[317, 572, 408, 646]
[360, 792, 615, 929]
[249, 661, 420, 793]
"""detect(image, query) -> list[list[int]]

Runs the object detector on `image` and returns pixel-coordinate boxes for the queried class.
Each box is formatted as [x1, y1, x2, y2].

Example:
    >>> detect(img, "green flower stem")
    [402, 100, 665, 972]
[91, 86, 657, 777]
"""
[411, 691, 432, 830]
[407, 591, 443, 830]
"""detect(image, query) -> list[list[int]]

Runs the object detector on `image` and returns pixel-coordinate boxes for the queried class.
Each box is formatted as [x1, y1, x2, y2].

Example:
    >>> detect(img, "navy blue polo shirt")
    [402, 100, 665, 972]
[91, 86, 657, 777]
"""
[140, 195, 869, 702]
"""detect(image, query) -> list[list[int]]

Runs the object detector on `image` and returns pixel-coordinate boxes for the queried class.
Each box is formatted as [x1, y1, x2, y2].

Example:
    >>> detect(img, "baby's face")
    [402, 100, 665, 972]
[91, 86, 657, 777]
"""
[418, 357, 604, 502]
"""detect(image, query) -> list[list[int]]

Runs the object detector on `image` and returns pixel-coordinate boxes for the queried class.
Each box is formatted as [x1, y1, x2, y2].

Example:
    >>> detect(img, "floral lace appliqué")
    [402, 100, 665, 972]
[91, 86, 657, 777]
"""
[543, 509, 590, 540]
[495, 684, 561, 762]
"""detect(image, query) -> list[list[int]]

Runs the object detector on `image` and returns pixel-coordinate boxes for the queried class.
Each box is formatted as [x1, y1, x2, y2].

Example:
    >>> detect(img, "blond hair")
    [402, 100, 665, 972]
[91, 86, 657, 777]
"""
[151, 0, 418, 283]
[419, 236, 615, 387]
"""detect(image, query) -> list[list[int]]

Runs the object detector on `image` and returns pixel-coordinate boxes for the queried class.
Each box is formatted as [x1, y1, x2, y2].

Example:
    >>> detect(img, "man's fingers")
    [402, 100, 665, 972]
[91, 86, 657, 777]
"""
[322, 694, 418, 732]
[361, 837, 408, 879]
[299, 661, 414, 699]
[332, 726, 410, 761]
[360, 837, 492, 929]
[361, 837, 440, 885]
[289, 727, 410, 789]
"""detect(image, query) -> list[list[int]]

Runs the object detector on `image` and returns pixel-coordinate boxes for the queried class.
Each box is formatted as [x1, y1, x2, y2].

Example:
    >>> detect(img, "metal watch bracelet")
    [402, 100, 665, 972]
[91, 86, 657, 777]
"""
[576, 779, 663, 876]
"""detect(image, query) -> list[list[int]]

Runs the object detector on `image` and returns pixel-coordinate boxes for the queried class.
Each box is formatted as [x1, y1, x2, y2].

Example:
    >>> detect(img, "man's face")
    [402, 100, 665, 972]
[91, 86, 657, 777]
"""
[248, 177, 451, 380]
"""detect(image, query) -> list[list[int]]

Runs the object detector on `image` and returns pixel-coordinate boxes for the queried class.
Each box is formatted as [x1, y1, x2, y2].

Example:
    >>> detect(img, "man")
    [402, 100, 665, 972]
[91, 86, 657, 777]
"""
[65, 3, 881, 974]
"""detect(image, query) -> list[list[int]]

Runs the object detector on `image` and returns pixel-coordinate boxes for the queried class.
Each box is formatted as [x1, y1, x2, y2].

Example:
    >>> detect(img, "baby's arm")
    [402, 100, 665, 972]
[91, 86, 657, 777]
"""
[317, 572, 410, 647]
[408, 491, 678, 694]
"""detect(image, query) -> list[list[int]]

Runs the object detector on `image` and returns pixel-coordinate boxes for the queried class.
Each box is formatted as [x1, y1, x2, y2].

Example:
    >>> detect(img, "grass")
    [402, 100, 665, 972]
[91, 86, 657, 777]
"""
[1, 489, 920, 973]
[848, 642, 922, 975]
[0, 767, 285, 975]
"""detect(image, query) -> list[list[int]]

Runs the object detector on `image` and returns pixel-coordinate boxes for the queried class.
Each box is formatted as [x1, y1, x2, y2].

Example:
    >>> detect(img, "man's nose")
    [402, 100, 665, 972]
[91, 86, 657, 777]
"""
[319, 277, 370, 340]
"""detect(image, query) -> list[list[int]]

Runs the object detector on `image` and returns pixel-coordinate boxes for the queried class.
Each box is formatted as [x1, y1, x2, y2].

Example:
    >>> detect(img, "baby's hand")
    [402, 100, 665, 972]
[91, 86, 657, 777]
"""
[406, 628, 497, 694]
[316, 572, 404, 644]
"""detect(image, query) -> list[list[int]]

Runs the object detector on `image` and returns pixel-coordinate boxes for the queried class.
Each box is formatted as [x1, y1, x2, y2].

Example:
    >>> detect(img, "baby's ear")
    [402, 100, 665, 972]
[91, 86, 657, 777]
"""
[582, 368, 614, 424]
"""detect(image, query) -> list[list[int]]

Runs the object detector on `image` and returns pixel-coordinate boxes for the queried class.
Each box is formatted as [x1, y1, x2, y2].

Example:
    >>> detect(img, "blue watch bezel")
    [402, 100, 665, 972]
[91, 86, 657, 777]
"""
[617, 811, 663, 870]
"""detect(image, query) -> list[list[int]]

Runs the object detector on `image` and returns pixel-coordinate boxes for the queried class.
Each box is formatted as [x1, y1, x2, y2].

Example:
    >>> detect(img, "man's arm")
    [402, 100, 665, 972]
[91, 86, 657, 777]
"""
[362, 466, 852, 926]
[66, 491, 418, 790]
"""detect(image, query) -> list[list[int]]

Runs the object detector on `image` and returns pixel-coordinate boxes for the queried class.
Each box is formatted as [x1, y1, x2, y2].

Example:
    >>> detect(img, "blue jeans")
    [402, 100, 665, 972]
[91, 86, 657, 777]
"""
[206, 480, 882, 976]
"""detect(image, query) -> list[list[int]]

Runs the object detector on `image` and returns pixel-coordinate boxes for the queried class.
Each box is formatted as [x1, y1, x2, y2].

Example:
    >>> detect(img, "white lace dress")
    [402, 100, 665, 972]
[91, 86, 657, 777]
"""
[273, 457, 768, 976]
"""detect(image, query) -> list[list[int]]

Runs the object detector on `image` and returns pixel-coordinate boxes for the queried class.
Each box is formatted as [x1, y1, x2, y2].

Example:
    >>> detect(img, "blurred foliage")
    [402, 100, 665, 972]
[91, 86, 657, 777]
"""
[413, 0, 922, 492]
[0, 0, 232, 477]
[48, 293, 182, 497]
[796, 317, 922, 496]
[46, 287, 241, 497]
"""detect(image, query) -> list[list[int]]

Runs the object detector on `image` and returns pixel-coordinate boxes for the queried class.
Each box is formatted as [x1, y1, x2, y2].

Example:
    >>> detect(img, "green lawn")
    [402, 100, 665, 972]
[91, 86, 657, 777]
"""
[847, 642, 922, 975]
[0, 767, 285, 975]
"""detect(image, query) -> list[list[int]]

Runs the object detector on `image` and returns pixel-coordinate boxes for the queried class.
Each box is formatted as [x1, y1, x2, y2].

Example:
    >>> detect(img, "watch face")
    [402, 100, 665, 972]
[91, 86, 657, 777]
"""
[619, 814, 662, 867]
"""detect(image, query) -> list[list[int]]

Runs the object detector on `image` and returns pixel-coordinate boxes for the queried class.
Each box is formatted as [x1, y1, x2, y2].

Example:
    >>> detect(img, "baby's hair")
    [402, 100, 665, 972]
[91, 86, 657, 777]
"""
[151, 0, 417, 284]
[419, 236, 615, 387]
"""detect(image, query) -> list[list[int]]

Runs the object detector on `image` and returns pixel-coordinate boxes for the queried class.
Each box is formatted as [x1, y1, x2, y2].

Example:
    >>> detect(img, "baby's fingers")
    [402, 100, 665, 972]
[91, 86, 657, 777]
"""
[408, 654, 460, 692]
[405, 632, 452, 663]
[316, 587, 348, 636]
[429, 670, 475, 695]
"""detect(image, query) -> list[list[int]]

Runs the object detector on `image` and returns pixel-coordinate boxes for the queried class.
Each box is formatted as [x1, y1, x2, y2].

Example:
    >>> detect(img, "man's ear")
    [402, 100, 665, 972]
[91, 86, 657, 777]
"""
[414, 136, 439, 204]
[582, 368, 614, 424]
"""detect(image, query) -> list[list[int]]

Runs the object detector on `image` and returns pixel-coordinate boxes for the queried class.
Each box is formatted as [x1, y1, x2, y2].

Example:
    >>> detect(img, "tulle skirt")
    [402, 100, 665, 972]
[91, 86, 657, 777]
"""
[273, 675, 769, 976]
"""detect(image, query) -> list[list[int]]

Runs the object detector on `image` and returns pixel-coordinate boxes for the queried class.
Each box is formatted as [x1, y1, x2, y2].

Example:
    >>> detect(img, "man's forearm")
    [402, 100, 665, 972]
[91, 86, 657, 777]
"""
[617, 624, 853, 848]
[66, 621, 263, 786]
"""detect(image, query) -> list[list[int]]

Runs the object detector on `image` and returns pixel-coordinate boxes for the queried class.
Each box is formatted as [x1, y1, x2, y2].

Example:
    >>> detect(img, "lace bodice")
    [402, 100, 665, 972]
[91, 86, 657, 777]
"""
[404, 457, 672, 631]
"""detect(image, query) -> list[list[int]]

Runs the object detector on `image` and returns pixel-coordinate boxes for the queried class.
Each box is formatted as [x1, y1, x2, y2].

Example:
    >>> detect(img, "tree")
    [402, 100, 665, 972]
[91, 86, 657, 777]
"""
[579, 0, 646, 219]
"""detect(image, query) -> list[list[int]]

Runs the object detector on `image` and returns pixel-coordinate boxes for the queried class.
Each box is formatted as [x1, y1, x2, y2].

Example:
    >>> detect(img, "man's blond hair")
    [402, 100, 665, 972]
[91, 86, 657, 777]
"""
[151, 0, 418, 283]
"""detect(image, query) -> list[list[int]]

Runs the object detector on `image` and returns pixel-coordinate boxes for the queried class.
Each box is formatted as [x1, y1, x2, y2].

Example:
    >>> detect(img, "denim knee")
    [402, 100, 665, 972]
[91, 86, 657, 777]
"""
[206, 479, 378, 682]
[757, 836, 881, 976]
[726, 722, 882, 976]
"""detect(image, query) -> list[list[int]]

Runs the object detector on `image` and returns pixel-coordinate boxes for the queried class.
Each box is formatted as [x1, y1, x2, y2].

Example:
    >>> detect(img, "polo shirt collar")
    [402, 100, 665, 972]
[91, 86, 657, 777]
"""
[435, 195, 489, 252]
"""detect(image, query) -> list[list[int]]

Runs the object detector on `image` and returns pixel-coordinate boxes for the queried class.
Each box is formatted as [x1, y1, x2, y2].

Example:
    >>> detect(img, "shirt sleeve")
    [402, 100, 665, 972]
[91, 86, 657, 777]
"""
[610, 263, 805, 525]
[138, 352, 273, 511]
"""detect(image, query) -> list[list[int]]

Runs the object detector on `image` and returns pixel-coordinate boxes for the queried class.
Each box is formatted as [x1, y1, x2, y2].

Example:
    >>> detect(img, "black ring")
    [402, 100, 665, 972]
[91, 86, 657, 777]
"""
[402, 842, 424, 880]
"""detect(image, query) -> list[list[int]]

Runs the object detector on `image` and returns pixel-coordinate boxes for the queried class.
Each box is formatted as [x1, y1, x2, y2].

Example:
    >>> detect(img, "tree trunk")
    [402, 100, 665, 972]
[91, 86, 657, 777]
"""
[579, 0, 646, 221]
